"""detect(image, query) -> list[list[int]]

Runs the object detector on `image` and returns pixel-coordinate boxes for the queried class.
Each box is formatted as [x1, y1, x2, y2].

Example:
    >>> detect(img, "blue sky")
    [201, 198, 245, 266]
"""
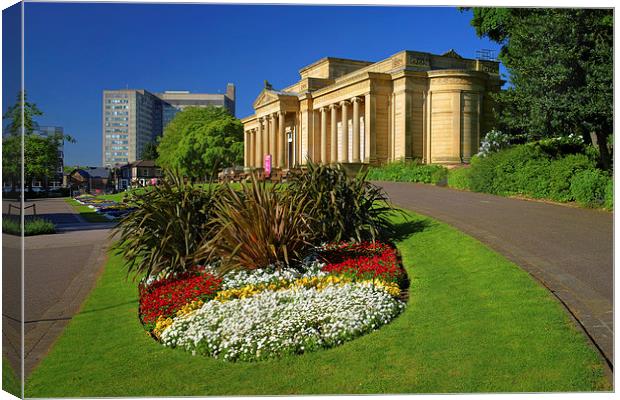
[4, 3, 503, 166]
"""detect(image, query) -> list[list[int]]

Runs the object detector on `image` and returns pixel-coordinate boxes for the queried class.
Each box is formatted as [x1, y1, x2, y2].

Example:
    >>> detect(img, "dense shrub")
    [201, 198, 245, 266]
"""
[2, 216, 56, 236]
[366, 160, 448, 184]
[113, 172, 219, 279]
[206, 174, 314, 273]
[467, 144, 611, 208]
[604, 179, 614, 210]
[530, 134, 586, 158]
[547, 154, 596, 202]
[477, 129, 512, 157]
[447, 167, 472, 190]
[288, 161, 395, 243]
[468, 145, 552, 197]
[570, 169, 611, 208]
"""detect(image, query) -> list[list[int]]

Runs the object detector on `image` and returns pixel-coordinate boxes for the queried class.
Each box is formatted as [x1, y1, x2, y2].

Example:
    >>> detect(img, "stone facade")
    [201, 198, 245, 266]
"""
[241, 49, 502, 169]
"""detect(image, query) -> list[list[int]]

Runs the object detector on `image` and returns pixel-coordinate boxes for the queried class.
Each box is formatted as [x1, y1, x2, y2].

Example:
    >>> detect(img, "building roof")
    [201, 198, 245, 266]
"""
[85, 167, 110, 178]
[69, 167, 110, 179]
[121, 160, 158, 168]
[298, 56, 374, 74]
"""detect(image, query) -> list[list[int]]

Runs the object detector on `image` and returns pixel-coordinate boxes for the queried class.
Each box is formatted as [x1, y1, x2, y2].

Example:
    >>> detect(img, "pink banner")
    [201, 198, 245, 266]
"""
[264, 154, 272, 177]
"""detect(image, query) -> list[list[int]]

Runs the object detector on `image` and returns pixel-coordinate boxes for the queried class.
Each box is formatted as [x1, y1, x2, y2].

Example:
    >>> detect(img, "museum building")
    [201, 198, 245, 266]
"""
[241, 49, 502, 170]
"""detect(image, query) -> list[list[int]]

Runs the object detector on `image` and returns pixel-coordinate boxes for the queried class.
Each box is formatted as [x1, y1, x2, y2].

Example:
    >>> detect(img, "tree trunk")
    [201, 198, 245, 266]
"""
[26, 177, 33, 200]
[595, 131, 612, 171]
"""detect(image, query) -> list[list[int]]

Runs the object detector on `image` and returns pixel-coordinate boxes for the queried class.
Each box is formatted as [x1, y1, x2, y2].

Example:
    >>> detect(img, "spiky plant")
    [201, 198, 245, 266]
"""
[204, 174, 315, 273]
[287, 161, 396, 243]
[113, 171, 219, 279]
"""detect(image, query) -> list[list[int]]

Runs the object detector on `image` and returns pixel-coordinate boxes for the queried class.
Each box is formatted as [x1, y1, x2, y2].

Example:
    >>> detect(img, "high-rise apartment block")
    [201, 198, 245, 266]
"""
[102, 83, 235, 167]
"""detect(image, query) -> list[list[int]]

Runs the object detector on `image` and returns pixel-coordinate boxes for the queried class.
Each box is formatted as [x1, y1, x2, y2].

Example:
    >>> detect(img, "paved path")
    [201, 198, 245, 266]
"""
[376, 181, 614, 369]
[2, 198, 114, 377]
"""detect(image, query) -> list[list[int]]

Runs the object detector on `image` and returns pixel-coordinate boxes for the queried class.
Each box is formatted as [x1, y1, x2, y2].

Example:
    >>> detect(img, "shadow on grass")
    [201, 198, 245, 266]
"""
[78, 299, 138, 315]
[389, 218, 431, 242]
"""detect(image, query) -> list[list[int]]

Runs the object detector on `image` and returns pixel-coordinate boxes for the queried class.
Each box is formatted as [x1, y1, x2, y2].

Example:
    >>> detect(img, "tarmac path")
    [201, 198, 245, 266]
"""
[2, 198, 115, 377]
[376, 181, 614, 370]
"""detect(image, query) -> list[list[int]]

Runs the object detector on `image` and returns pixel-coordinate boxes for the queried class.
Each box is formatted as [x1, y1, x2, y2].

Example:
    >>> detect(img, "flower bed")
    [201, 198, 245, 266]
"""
[321, 242, 404, 284]
[138, 268, 222, 330]
[73, 194, 135, 219]
[138, 241, 408, 361]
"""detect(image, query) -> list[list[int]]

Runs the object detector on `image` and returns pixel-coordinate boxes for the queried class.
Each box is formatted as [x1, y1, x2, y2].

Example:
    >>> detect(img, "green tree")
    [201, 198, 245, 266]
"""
[3, 90, 43, 135]
[157, 107, 244, 180]
[140, 141, 159, 161]
[2, 134, 21, 191]
[3, 91, 42, 190]
[466, 8, 613, 169]
[3, 92, 75, 192]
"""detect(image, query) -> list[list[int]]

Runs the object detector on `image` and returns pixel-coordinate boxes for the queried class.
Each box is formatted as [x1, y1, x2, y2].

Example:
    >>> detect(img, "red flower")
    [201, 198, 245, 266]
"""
[139, 272, 222, 324]
[321, 242, 405, 283]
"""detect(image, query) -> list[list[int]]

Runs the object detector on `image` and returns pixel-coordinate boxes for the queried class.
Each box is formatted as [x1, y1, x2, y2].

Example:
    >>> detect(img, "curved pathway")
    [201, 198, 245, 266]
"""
[376, 181, 613, 369]
[2, 198, 114, 377]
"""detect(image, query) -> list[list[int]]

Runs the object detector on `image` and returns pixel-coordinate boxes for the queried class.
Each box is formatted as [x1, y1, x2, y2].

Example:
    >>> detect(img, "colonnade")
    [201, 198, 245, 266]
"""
[244, 95, 365, 169]
[245, 111, 287, 169]
[317, 96, 363, 164]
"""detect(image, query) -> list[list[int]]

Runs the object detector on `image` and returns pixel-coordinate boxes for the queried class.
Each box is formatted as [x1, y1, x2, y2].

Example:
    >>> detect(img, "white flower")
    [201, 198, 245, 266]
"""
[160, 282, 404, 362]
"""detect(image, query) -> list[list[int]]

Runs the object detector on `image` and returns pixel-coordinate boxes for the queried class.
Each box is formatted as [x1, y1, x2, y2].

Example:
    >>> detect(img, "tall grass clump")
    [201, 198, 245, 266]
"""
[447, 167, 472, 190]
[2, 216, 56, 236]
[206, 174, 314, 273]
[113, 171, 219, 279]
[288, 161, 396, 243]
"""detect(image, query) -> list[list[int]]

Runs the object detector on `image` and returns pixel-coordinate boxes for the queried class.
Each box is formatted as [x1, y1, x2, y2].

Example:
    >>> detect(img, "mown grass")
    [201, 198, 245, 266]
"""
[25, 211, 610, 396]
[64, 199, 110, 223]
[3, 357, 21, 398]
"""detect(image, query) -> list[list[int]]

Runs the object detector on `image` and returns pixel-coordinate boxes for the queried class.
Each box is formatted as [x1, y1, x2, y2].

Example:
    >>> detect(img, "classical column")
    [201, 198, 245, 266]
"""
[269, 113, 276, 158]
[364, 93, 377, 164]
[244, 130, 249, 168]
[277, 111, 285, 168]
[351, 97, 361, 163]
[254, 129, 261, 168]
[248, 130, 254, 168]
[258, 117, 266, 164]
[330, 104, 338, 163]
[339, 100, 349, 163]
[319, 107, 327, 163]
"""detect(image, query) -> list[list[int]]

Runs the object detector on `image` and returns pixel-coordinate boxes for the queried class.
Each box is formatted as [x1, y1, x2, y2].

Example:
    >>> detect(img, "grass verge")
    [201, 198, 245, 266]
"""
[3, 357, 21, 397]
[25, 211, 610, 396]
[2, 216, 56, 236]
[64, 199, 111, 223]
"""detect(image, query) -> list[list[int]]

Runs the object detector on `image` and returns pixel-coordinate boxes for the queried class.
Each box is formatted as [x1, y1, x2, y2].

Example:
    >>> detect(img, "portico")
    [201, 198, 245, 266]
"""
[242, 49, 502, 170]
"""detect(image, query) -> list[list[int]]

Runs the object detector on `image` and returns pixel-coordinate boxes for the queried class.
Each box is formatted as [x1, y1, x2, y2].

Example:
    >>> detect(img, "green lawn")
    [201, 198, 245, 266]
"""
[3, 357, 21, 398]
[64, 199, 111, 223]
[96, 182, 265, 203]
[25, 211, 610, 396]
[97, 192, 129, 202]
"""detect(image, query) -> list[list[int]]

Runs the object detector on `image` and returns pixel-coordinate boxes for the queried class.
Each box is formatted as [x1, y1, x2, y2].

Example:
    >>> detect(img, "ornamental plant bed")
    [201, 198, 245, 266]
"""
[319, 242, 408, 289]
[137, 241, 409, 361]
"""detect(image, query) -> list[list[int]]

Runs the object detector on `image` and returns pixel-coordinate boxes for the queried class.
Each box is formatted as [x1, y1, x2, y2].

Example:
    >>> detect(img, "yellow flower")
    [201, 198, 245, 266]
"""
[212, 274, 401, 303]
[153, 315, 174, 338]
[175, 300, 204, 318]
